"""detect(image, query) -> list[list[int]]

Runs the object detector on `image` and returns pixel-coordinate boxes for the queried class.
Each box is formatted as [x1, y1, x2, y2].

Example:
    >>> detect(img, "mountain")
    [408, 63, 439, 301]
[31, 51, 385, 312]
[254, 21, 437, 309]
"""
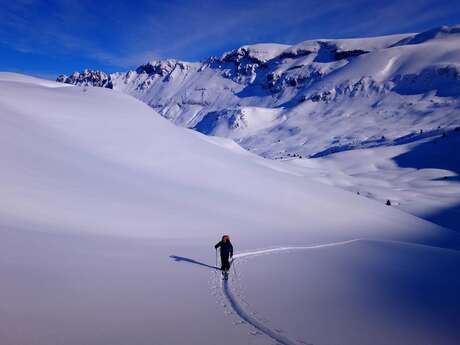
[2, 72, 460, 345]
[4, 71, 450, 241]
[57, 24, 460, 159]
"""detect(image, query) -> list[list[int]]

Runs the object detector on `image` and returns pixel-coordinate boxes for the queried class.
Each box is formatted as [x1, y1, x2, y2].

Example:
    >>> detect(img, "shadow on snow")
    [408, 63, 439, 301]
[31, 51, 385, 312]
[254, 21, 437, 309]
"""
[169, 255, 220, 270]
[392, 132, 460, 232]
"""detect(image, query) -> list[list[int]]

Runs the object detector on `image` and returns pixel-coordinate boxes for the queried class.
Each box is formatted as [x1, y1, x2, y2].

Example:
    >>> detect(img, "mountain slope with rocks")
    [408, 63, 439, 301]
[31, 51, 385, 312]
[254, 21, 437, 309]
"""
[2, 72, 460, 345]
[57, 24, 460, 158]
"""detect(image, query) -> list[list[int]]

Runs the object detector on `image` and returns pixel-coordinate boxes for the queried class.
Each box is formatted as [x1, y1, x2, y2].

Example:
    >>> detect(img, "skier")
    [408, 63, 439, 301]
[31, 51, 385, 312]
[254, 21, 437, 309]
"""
[214, 235, 233, 279]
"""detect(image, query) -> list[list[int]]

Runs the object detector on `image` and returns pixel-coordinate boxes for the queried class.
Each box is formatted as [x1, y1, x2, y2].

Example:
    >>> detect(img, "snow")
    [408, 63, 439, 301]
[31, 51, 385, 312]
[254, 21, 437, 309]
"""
[2, 68, 460, 345]
[2, 72, 69, 88]
[58, 24, 460, 164]
[221, 43, 290, 63]
[394, 24, 460, 46]
[3, 73, 454, 241]
[231, 240, 460, 345]
[194, 106, 283, 138]
[286, 32, 410, 56]
[285, 131, 460, 232]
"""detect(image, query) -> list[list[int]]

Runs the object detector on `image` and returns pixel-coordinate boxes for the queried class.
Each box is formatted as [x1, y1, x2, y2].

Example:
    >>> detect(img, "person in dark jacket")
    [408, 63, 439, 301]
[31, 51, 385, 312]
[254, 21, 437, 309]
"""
[214, 235, 233, 273]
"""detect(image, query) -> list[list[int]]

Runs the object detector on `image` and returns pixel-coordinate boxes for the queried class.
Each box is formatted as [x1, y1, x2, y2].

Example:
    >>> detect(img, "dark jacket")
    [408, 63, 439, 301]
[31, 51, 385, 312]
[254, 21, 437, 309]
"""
[215, 240, 233, 258]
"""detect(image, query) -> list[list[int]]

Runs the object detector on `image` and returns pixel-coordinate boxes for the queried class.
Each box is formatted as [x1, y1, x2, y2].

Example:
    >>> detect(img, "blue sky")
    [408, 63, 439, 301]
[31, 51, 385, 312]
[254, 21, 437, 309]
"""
[1, 0, 459, 79]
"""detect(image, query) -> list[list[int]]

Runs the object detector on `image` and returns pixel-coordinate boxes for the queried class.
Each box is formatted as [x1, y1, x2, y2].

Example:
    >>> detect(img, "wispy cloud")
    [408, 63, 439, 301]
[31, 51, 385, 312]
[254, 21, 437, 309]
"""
[0, 0, 459, 74]
[335, 0, 457, 38]
[91, 50, 159, 69]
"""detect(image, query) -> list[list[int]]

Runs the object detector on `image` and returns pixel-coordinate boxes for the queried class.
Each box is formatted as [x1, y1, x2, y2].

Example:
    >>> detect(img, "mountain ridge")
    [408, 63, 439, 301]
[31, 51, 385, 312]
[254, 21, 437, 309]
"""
[57, 24, 460, 158]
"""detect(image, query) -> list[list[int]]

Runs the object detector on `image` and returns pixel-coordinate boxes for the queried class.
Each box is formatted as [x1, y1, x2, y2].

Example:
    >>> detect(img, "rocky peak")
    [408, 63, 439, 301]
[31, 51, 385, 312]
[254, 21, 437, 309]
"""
[56, 69, 113, 88]
[212, 47, 268, 84]
[220, 47, 265, 65]
[135, 59, 187, 76]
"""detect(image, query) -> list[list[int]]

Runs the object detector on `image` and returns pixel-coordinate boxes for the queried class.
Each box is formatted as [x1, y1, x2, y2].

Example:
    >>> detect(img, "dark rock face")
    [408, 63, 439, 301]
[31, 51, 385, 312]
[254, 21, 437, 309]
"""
[193, 109, 247, 135]
[309, 90, 334, 103]
[55, 44, 369, 95]
[212, 47, 267, 83]
[266, 69, 322, 93]
[266, 71, 281, 87]
[392, 65, 460, 97]
[193, 111, 221, 135]
[135, 60, 186, 77]
[286, 65, 304, 71]
[56, 70, 113, 88]
[333, 49, 369, 60]
[220, 47, 265, 66]
[134, 60, 188, 90]
[279, 49, 312, 60]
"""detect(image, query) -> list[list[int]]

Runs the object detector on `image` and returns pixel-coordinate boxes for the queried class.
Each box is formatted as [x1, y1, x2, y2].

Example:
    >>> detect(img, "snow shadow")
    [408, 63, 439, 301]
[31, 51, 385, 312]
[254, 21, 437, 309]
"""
[238, 240, 460, 345]
[420, 203, 460, 233]
[310, 129, 448, 158]
[169, 255, 219, 270]
[391, 66, 460, 97]
[392, 132, 460, 176]
[392, 132, 460, 232]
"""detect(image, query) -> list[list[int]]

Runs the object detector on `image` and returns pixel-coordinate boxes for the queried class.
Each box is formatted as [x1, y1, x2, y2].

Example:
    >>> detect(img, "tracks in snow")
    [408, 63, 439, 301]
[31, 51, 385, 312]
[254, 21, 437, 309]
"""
[233, 239, 358, 259]
[218, 239, 359, 345]
[222, 278, 299, 345]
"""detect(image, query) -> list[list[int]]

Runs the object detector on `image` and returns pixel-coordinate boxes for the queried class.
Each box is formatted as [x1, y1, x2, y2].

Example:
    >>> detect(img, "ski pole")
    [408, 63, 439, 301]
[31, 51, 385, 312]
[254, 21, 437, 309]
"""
[215, 249, 218, 269]
[231, 257, 238, 277]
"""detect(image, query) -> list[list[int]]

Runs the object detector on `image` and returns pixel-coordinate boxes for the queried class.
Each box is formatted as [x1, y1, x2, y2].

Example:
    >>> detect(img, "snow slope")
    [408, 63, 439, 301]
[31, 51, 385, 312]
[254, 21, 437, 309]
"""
[285, 129, 460, 232]
[4, 72, 455, 243]
[1, 73, 459, 345]
[229, 240, 460, 345]
[58, 24, 460, 159]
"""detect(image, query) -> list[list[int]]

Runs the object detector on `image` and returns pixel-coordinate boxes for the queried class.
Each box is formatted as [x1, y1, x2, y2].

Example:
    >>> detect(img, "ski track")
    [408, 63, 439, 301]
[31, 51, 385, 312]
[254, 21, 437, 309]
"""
[233, 239, 359, 259]
[218, 239, 360, 345]
[222, 278, 300, 345]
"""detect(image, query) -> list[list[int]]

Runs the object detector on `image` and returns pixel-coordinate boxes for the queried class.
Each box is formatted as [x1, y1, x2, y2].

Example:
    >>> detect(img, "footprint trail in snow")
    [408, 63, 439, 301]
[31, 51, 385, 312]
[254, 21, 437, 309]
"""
[215, 240, 359, 345]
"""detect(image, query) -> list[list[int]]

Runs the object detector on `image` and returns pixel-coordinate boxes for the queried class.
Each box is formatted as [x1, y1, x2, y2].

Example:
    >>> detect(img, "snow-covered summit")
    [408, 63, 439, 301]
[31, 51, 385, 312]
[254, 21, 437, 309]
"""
[220, 43, 290, 63]
[394, 24, 460, 46]
[135, 59, 190, 76]
[57, 23, 460, 158]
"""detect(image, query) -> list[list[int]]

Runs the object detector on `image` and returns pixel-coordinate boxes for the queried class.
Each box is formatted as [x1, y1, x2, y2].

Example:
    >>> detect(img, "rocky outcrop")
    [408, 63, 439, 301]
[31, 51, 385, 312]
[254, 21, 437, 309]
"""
[279, 49, 312, 60]
[333, 49, 368, 60]
[135, 59, 187, 77]
[193, 108, 249, 135]
[392, 65, 460, 97]
[54, 24, 460, 161]
[57, 69, 113, 88]
[211, 47, 269, 83]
